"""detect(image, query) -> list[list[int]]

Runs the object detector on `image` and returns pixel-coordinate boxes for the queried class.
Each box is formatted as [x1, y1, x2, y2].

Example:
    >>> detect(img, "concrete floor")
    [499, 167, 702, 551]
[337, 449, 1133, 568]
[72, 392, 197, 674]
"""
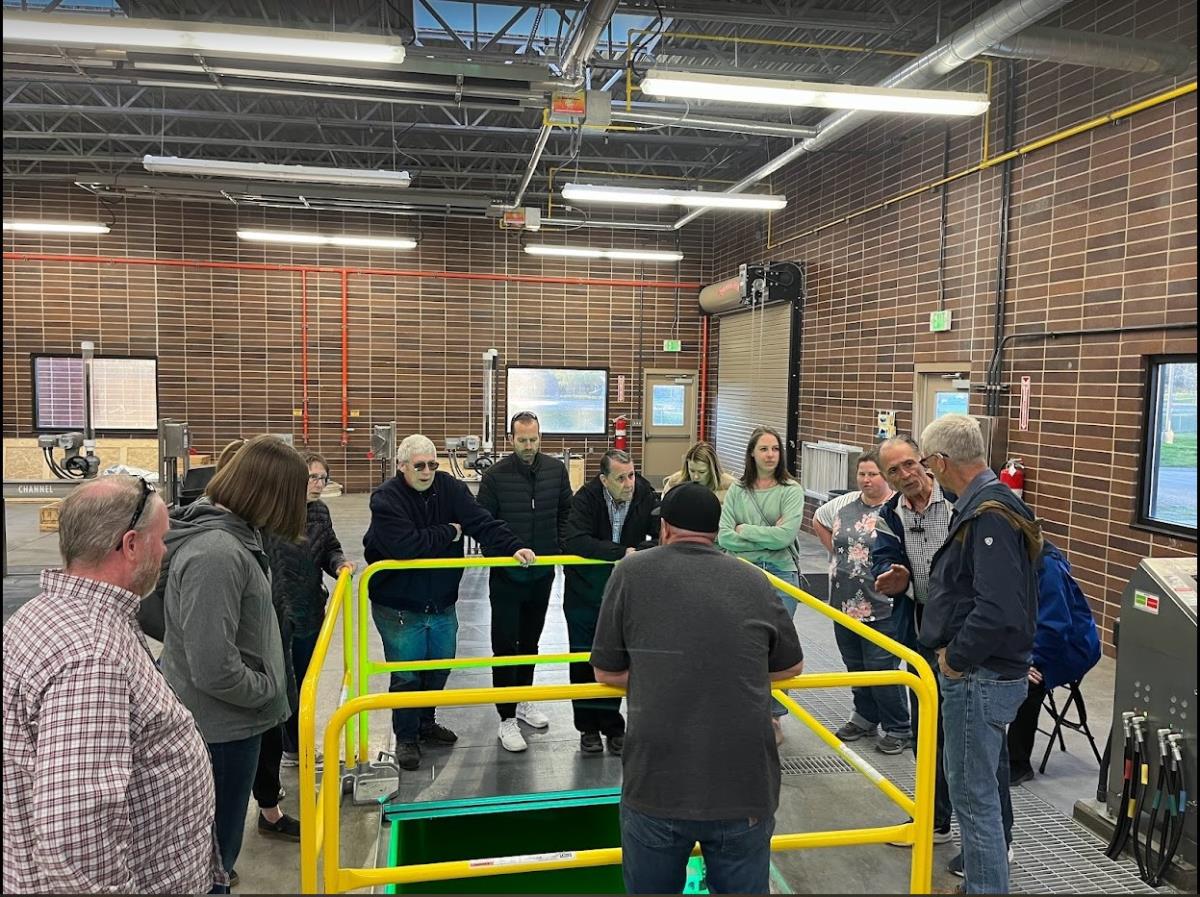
[2, 493, 1162, 894]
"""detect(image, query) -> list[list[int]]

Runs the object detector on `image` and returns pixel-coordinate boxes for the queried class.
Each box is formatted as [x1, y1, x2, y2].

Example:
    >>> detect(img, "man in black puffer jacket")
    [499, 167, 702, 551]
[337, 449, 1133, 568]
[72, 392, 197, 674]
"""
[562, 449, 659, 755]
[477, 412, 574, 754]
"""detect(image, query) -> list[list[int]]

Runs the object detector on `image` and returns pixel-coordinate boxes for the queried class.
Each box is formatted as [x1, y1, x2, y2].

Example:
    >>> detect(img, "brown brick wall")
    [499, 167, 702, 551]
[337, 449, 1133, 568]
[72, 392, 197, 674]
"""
[706, 0, 1197, 652]
[2, 187, 706, 494]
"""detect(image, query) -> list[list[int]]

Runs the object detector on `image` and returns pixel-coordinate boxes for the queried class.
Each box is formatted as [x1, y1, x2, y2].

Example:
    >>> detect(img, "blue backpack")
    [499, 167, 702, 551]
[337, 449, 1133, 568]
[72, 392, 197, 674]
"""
[1033, 540, 1102, 690]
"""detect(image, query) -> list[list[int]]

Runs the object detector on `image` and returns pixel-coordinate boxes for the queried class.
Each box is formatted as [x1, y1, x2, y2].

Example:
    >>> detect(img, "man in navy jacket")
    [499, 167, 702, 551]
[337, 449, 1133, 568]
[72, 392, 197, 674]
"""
[918, 415, 1039, 895]
[364, 433, 536, 770]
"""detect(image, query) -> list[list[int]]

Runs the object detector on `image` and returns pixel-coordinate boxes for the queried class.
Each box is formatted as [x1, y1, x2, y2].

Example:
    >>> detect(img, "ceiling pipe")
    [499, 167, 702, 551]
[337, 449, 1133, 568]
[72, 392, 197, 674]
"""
[672, 0, 1076, 230]
[509, 0, 619, 209]
[984, 26, 1195, 75]
[610, 109, 819, 139]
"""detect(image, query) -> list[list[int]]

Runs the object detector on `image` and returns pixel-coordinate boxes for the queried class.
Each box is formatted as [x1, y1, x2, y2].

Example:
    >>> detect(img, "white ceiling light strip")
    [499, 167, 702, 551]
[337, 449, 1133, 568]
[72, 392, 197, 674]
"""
[3, 11, 407, 66]
[562, 182, 786, 211]
[237, 230, 416, 250]
[3, 220, 110, 234]
[524, 245, 683, 262]
[641, 70, 990, 117]
[144, 156, 411, 188]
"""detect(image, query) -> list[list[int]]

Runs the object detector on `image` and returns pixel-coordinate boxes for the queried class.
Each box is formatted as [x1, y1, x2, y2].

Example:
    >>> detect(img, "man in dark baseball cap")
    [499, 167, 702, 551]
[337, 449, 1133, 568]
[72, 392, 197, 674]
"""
[590, 483, 804, 894]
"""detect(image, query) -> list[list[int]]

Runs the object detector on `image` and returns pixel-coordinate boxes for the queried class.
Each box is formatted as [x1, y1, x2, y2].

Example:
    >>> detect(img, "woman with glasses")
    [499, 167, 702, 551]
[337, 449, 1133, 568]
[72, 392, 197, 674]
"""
[661, 441, 737, 504]
[717, 426, 806, 745]
[153, 435, 307, 885]
[268, 452, 355, 771]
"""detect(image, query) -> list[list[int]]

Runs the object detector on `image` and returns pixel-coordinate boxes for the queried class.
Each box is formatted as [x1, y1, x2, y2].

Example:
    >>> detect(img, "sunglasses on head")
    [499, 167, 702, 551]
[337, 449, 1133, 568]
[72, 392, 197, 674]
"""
[411, 461, 439, 472]
[115, 476, 155, 551]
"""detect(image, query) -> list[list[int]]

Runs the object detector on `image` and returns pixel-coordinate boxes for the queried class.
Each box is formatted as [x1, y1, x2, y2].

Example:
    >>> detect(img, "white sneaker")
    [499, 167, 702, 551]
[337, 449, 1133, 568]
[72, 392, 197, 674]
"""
[515, 702, 550, 729]
[280, 750, 323, 770]
[498, 718, 528, 752]
[771, 717, 784, 745]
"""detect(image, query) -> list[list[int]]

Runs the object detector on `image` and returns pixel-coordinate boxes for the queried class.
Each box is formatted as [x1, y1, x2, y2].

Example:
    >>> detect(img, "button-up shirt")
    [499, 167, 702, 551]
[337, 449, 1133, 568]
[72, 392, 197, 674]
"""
[894, 480, 953, 601]
[603, 487, 630, 543]
[2, 569, 225, 894]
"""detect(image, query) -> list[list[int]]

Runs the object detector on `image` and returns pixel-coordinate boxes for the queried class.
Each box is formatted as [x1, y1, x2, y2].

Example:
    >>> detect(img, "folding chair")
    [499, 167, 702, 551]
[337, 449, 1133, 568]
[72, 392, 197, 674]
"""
[1038, 679, 1104, 774]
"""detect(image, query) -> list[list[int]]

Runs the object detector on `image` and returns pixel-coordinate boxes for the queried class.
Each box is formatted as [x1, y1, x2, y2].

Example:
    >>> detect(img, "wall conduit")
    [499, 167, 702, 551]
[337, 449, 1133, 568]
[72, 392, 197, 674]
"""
[300, 268, 310, 445]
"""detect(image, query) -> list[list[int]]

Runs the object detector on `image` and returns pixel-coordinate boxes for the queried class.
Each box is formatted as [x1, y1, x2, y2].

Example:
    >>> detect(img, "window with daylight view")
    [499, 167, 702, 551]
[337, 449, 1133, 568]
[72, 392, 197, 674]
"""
[1137, 356, 1198, 537]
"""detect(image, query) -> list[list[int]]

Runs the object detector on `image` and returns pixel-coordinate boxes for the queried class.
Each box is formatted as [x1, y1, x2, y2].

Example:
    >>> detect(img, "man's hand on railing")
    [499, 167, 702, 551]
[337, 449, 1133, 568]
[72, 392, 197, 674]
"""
[337, 562, 356, 575]
[514, 548, 537, 566]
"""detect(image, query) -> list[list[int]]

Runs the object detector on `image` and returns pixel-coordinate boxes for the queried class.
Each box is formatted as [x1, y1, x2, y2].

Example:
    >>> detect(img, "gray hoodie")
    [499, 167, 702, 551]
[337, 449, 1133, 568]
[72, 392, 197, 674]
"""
[144, 498, 289, 744]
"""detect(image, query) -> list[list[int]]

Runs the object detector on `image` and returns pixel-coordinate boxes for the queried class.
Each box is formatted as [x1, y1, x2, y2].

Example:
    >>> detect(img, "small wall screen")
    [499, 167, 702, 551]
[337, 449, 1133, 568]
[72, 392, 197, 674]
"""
[505, 367, 609, 436]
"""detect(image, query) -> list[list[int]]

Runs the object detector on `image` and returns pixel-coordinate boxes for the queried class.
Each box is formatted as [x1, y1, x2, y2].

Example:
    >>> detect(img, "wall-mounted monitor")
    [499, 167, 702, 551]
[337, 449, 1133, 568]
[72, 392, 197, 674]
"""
[505, 366, 609, 436]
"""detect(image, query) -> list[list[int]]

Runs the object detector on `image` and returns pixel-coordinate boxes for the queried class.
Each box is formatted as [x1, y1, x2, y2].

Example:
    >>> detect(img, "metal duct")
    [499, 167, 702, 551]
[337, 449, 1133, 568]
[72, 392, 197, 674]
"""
[673, 0, 1076, 229]
[611, 109, 819, 139]
[985, 26, 1195, 75]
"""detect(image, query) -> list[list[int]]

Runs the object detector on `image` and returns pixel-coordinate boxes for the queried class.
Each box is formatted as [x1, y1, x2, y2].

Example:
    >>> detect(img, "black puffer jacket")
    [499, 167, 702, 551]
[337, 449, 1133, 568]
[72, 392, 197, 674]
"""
[264, 499, 348, 640]
[477, 452, 573, 583]
[563, 475, 660, 609]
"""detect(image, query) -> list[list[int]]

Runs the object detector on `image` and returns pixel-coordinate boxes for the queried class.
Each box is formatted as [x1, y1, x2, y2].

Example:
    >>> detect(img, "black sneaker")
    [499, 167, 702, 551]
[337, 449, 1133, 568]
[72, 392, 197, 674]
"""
[1010, 767, 1035, 786]
[607, 734, 625, 756]
[580, 732, 604, 753]
[395, 740, 421, 770]
[228, 870, 239, 888]
[948, 845, 1012, 877]
[258, 812, 301, 842]
[419, 721, 459, 744]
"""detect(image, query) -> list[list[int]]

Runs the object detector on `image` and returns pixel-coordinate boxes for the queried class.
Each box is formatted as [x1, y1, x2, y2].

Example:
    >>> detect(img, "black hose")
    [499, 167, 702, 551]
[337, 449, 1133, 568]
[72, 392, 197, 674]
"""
[1131, 756, 1151, 879]
[1154, 755, 1187, 886]
[1107, 732, 1138, 859]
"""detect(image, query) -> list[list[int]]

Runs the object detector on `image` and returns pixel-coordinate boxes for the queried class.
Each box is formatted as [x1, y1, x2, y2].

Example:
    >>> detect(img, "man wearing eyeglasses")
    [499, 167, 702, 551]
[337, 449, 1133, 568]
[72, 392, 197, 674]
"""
[477, 411, 574, 754]
[364, 433, 537, 771]
[3, 476, 225, 894]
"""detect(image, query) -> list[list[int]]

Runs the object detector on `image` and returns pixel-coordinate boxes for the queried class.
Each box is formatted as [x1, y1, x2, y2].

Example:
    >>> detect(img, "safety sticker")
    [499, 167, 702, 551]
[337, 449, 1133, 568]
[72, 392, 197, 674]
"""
[469, 851, 576, 868]
[1133, 590, 1160, 615]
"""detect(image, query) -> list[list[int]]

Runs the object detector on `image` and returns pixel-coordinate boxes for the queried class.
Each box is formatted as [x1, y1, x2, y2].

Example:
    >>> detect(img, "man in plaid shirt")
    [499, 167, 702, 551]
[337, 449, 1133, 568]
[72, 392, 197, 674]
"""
[3, 475, 225, 894]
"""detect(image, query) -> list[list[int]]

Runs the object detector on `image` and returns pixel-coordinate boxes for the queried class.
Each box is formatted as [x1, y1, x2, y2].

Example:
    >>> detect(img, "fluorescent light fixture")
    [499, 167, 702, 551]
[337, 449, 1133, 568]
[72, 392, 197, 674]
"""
[144, 156, 410, 188]
[562, 182, 786, 211]
[3, 11, 407, 66]
[525, 245, 683, 262]
[237, 230, 416, 250]
[641, 70, 990, 117]
[3, 220, 110, 234]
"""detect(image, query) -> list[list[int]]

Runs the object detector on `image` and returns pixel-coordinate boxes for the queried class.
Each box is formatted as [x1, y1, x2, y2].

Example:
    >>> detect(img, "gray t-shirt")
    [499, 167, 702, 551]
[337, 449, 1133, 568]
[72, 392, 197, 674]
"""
[591, 541, 804, 821]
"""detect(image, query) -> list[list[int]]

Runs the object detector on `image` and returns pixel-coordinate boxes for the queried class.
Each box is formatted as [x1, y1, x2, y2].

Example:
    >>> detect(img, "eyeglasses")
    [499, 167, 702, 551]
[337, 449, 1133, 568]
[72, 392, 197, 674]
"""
[115, 476, 154, 551]
[308, 473, 330, 483]
[919, 452, 947, 469]
[410, 461, 440, 472]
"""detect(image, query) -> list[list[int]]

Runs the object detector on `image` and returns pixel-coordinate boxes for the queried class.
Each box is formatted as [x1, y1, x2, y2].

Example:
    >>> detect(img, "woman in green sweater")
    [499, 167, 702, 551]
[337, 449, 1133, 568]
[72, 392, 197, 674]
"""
[718, 426, 806, 743]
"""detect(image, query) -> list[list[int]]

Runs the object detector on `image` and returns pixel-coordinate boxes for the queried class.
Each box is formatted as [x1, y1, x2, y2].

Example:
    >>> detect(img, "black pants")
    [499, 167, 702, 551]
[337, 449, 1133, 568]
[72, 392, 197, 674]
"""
[251, 724, 284, 810]
[564, 596, 624, 737]
[491, 572, 554, 720]
[1006, 678, 1046, 777]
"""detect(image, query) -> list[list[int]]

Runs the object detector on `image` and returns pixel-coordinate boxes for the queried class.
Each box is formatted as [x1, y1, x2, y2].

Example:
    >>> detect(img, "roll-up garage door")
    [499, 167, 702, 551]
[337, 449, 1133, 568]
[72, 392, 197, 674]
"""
[714, 301, 796, 480]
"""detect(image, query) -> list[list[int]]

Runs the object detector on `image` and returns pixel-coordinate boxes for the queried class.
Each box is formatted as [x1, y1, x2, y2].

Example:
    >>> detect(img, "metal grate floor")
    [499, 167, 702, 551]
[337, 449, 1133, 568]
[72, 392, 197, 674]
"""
[773, 604, 1175, 893]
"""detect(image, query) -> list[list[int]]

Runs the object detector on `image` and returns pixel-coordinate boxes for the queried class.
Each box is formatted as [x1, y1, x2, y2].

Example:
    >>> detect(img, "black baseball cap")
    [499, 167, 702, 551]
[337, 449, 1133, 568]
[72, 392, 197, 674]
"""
[653, 481, 722, 533]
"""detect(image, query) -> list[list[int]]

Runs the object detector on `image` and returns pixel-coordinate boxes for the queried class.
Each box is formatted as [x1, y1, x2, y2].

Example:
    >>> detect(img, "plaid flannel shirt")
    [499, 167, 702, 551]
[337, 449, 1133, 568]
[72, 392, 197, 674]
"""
[2, 569, 226, 894]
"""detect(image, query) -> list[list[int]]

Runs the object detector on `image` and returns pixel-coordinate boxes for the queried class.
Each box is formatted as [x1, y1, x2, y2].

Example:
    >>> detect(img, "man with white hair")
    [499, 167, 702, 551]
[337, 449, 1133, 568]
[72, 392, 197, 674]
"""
[364, 434, 537, 771]
[918, 414, 1039, 895]
[3, 475, 225, 894]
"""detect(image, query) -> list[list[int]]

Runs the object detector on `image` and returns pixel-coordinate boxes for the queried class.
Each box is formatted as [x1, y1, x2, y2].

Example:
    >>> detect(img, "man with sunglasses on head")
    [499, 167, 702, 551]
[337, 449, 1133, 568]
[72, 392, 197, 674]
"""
[477, 411, 574, 754]
[364, 433, 536, 771]
[3, 476, 225, 894]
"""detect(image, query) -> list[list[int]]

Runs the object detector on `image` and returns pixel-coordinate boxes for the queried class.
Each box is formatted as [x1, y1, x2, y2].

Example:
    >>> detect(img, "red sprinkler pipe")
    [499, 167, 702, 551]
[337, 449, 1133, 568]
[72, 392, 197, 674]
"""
[300, 269, 310, 445]
[340, 269, 350, 447]
[698, 315, 709, 442]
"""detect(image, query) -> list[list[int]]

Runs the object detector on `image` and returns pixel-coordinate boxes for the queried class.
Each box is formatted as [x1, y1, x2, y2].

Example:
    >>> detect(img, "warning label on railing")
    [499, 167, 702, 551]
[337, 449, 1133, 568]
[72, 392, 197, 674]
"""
[469, 850, 577, 868]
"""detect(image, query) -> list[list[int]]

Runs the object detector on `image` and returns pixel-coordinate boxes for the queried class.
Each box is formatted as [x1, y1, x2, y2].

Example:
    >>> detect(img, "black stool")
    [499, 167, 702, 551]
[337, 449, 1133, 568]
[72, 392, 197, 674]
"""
[1038, 679, 1104, 773]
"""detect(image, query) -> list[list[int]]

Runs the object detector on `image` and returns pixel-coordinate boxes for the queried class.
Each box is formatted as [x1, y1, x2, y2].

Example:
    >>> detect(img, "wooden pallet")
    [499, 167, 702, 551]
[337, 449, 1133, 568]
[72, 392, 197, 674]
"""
[38, 500, 63, 533]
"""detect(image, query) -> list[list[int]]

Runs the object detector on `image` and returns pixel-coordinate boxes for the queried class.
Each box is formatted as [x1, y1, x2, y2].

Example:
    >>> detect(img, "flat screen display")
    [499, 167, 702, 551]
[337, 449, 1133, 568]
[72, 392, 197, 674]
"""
[505, 367, 609, 436]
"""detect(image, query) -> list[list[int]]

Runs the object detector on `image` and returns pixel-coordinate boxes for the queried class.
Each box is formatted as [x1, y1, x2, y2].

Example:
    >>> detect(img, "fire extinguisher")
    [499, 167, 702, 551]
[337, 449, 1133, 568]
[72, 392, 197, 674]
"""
[999, 458, 1025, 500]
[613, 416, 629, 452]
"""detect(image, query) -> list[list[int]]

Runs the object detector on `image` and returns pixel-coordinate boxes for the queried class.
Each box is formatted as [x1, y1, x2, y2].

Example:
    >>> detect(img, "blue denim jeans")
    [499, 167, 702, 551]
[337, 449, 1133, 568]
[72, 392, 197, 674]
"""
[833, 611, 912, 738]
[941, 666, 1027, 894]
[620, 803, 775, 894]
[753, 563, 799, 718]
[208, 734, 263, 874]
[371, 603, 459, 743]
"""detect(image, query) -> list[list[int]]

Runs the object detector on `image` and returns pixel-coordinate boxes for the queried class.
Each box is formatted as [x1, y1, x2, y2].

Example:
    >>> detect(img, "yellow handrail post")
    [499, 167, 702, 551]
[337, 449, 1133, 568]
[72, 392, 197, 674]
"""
[356, 570, 371, 765]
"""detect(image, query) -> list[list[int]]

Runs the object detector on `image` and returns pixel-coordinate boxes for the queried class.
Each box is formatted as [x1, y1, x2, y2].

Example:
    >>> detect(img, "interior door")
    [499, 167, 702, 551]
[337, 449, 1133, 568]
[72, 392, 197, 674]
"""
[641, 369, 697, 489]
[914, 368, 971, 438]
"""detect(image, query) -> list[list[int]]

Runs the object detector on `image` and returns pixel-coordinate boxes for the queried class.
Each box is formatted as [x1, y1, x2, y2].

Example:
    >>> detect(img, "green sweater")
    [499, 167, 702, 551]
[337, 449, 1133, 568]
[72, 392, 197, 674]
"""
[717, 480, 806, 571]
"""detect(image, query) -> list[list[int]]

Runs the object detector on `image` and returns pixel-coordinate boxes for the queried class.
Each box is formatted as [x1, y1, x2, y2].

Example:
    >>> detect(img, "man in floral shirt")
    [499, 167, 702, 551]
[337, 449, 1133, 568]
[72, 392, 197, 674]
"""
[812, 450, 912, 754]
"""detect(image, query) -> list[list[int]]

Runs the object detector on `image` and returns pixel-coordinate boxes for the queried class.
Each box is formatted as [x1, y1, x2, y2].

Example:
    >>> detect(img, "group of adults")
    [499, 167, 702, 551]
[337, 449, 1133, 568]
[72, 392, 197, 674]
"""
[2, 410, 1097, 895]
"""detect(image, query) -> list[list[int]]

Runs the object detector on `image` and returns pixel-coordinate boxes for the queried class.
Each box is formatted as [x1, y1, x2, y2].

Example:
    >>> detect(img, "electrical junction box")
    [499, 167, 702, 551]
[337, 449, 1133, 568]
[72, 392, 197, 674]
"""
[499, 207, 541, 231]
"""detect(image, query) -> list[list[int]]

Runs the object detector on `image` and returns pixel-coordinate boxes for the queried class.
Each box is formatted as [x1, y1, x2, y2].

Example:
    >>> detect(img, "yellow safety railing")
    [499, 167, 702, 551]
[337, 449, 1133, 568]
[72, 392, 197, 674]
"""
[300, 557, 938, 894]
[297, 568, 354, 895]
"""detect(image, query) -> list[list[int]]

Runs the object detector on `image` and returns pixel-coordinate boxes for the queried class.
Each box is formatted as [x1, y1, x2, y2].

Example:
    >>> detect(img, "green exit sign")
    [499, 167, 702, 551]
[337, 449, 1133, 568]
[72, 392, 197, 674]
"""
[930, 310, 953, 332]
[662, 339, 682, 352]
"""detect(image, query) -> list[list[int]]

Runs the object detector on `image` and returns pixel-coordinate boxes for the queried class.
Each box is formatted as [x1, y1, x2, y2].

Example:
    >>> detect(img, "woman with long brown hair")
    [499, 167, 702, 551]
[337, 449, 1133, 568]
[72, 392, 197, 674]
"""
[661, 441, 737, 503]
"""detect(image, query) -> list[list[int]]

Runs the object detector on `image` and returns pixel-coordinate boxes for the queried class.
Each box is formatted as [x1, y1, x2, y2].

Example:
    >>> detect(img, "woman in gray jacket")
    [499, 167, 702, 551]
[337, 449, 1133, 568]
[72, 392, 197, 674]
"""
[157, 435, 307, 882]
